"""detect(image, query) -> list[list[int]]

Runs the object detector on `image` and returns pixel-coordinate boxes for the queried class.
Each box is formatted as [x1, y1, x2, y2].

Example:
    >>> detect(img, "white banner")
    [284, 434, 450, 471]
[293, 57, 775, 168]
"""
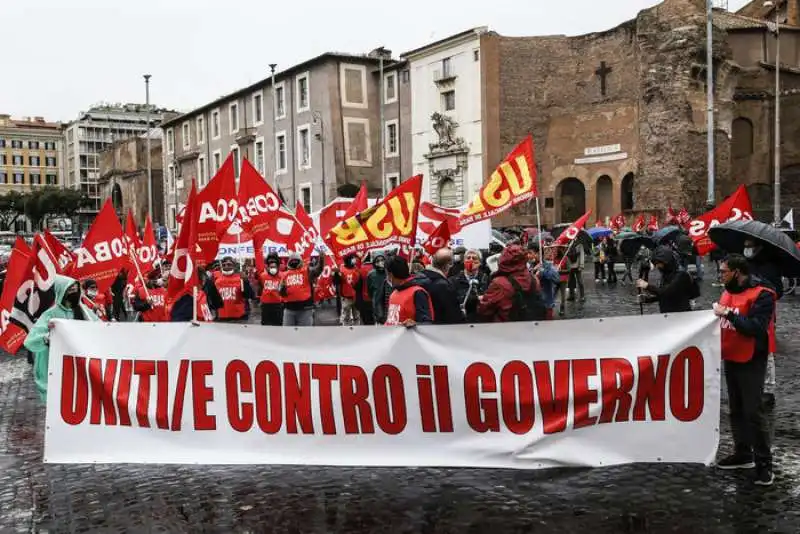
[45, 312, 721, 468]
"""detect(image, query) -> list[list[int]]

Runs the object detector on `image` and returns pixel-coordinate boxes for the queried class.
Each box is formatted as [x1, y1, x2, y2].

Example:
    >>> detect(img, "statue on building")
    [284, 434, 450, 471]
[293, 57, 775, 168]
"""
[431, 112, 458, 149]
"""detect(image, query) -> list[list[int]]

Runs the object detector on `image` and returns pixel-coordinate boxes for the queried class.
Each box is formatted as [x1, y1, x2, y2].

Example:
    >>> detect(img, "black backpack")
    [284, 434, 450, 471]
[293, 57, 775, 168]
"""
[505, 275, 547, 322]
[678, 267, 701, 300]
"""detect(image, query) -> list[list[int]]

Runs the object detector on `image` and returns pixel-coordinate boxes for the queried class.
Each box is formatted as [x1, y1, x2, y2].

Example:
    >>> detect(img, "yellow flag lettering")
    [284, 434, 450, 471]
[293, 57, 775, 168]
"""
[390, 193, 415, 235]
[507, 156, 532, 195]
[462, 194, 484, 216]
[365, 204, 392, 239]
[484, 169, 510, 208]
[331, 217, 368, 246]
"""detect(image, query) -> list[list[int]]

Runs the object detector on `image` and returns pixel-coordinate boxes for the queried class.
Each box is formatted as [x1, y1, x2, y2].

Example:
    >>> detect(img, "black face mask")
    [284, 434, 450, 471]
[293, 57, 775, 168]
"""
[288, 260, 301, 270]
[374, 260, 385, 271]
[64, 291, 80, 308]
[344, 260, 355, 268]
[724, 276, 742, 292]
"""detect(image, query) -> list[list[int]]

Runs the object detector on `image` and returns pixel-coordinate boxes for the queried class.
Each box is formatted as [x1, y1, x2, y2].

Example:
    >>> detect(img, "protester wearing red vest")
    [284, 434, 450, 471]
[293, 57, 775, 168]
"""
[279, 252, 320, 326]
[384, 255, 433, 326]
[338, 254, 361, 326]
[82, 279, 110, 321]
[712, 254, 775, 487]
[132, 269, 168, 322]
[356, 256, 375, 325]
[259, 253, 283, 326]
[169, 265, 222, 322]
[212, 257, 251, 322]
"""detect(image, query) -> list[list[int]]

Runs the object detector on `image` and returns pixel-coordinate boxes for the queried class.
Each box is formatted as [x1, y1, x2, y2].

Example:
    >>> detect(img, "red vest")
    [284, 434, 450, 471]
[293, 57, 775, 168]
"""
[165, 289, 214, 322]
[340, 266, 360, 299]
[282, 268, 312, 303]
[359, 264, 373, 301]
[213, 272, 246, 319]
[719, 286, 774, 362]
[385, 284, 434, 326]
[259, 271, 283, 304]
[138, 286, 168, 322]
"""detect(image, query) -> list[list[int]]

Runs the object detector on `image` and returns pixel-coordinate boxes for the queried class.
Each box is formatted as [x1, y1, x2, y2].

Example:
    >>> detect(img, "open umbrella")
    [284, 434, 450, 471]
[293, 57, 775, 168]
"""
[708, 219, 800, 277]
[619, 235, 655, 258]
[653, 226, 683, 245]
[588, 227, 613, 240]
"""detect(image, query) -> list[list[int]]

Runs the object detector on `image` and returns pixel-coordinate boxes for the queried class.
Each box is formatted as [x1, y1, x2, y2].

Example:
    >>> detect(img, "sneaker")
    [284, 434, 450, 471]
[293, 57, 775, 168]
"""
[716, 452, 755, 470]
[754, 464, 774, 486]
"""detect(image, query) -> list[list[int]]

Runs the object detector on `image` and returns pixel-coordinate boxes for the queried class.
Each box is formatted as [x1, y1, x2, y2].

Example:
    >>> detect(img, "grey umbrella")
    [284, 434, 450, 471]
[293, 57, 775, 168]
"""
[707, 219, 800, 277]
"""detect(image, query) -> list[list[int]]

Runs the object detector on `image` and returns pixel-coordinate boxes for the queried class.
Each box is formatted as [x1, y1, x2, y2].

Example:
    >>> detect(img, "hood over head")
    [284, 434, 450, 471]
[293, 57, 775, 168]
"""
[54, 274, 80, 307]
[497, 244, 528, 274]
[652, 246, 678, 272]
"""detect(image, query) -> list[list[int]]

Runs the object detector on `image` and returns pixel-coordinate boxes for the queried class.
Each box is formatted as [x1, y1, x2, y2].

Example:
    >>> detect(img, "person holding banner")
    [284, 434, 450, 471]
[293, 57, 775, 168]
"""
[636, 246, 693, 314]
[368, 252, 391, 324]
[258, 253, 284, 326]
[713, 254, 776, 487]
[384, 255, 434, 326]
[279, 252, 322, 327]
[132, 269, 168, 322]
[81, 279, 110, 321]
[23, 275, 99, 400]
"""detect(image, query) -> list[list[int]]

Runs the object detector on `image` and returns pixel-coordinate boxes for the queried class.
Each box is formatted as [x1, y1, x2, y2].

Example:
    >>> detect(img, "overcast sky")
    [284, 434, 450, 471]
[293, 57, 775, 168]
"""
[3, 0, 751, 122]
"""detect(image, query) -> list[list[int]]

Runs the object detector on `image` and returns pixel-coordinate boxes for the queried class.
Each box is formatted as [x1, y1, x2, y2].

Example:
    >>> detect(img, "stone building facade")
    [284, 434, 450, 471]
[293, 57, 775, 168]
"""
[98, 136, 164, 228]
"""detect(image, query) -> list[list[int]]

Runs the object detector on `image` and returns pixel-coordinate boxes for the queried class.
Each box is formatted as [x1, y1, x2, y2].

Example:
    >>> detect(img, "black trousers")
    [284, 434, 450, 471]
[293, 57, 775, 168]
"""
[260, 303, 283, 326]
[638, 265, 650, 282]
[358, 301, 375, 325]
[724, 354, 772, 465]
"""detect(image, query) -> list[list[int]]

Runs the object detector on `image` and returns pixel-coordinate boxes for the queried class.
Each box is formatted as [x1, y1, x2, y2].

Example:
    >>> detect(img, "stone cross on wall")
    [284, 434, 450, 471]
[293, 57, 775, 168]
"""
[595, 61, 612, 97]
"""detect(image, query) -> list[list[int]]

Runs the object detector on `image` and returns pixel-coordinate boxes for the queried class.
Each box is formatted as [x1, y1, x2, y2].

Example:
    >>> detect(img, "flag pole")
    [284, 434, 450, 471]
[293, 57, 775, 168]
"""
[535, 197, 544, 256]
[192, 286, 198, 322]
[129, 247, 151, 299]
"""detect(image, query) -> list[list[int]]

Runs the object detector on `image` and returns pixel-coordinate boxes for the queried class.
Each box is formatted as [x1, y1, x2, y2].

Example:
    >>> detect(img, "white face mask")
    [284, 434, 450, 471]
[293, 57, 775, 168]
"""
[222, 267, 235, 275]
[155, 279, 164, 287]
[87, 290, 98, 299]
[268, 267, 278, 275]
[743, 247, 755, 259]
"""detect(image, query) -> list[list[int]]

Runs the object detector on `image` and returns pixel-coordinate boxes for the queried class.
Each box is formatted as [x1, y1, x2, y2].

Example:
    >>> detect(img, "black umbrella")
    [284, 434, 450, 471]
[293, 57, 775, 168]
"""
[619, 235, 655, 258]
[653, 226, 683, 245]
[707, 219, 800, 277]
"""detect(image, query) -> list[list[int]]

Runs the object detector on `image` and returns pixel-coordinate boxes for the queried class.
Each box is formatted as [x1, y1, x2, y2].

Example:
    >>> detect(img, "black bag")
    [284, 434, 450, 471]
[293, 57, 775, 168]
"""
[505, 275, 547, 322]
[683, 269, 701, 300]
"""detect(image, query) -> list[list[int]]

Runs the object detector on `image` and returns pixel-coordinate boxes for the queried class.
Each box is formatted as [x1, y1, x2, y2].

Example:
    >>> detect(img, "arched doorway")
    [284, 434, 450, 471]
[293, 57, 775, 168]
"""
[337, 183, 360, 198]
[111, 183, 123, 214]
[438, 178, 459, 208]
[621, 173, 634, 211]
[557, 177, 586, 223]
[596, 175, 613, 222]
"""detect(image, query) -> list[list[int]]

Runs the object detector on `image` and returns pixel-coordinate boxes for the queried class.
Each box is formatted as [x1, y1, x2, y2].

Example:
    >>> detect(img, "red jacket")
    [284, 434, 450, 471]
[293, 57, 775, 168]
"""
[478, 245, 540, 323]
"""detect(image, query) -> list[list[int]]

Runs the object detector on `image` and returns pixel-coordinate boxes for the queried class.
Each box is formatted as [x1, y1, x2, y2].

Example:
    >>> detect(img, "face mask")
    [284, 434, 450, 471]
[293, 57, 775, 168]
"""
[64, 291, 80, 307]
[268, 267, 278, 275]
[464, 259, 477, 273]
[86, 289, 98, 299]
[222, 268, 235, 275]
[155, 279, 165, 287]
[724, 276, 741, 292]
[345, 260, 355, 268]
[288, 260, 301, 270]
[375, 261, 385, 270]
[743, 248, 755, 259]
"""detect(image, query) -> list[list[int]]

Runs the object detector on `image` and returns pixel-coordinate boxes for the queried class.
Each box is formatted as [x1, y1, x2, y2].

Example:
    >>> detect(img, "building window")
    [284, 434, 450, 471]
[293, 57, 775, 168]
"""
[297, 125, 311, 169]
[299, 183, 312, 213]
[474, 49, 480, 62]
[166, 128, 174, 153]
[12, 155, 23, 166]
[213, 150, 222, 173]
[46, 174, 57, 185]
[13, 173, 24, 184]
[442, 57, 452, 78]
[230, 145, 240, 178]
[439, 178, 459, 208]
[182, 122, 191, 149]
[385, 72, 397, 104]
[196, 116, 205, 145]
[296, 73, 310, 112]
[276, 132, 287, 173]
[29, 140, 40, 150]
[341, 64, 367, 108]
[46, 157, 56, 167]
[44, 141, 56, 150]
[344, 118, 372, 167]
[211, 109, 221, 139]
[732, 117, 754, 157]
[31, 173, 41, 185]
[168, 165, 175, 190]
[197, 155, 207, 187]
[29, 156, 40, 166]
[229, 103, 239, 134]
[11, 140, 23, 149]
[0, 172, 6, 184]
[253, 92, 263, 125]
[442, 90, 456, 111]
[0, 155, 5, 164]
[385, 120, 398, 157]
[169, 205, 177, 229]
[275, 83, 286, 119]
[255, 138, 265, 174]
[387, 173, 399, 191]
[0, 139, 5, 148]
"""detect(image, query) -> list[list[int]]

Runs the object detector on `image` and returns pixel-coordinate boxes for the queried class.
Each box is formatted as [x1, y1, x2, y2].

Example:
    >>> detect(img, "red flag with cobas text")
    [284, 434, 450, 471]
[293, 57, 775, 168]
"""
[138, 215, 161, 271]
[688, 185, 753, 256]
[293, 201, 320, 261]
[72, 199, 129, 294]
[460, 135, 536, 226]
[194, 154, 237, 264]
[327, 175, 423, 260]
[168, 181, 200, 301]
[236, 159, 284, 270]
[43, 229, 75, 274]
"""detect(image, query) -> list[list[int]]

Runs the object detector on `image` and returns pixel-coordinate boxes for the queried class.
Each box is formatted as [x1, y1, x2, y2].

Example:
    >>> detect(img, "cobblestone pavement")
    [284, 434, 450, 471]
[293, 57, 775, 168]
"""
[1, 269, 799, 533]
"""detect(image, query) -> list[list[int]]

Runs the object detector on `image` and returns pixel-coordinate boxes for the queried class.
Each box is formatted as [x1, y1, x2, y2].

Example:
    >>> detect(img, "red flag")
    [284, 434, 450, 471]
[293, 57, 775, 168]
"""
[632, 214, 645, 233]
[168, 180, 200, 301]
[418, 202, 462, 237]
[610, 213, 626, 232]
[313, 255, 337, 303]
[138, 215, 160, 271]
[125, 210, 142, 250]
[327, 175, 423, 260]
[72, 199, 129, 293]
[647, 215, 659, 233]
[460, 135, 537, 226]
[319, 184, 369, 244]
[422, 221, 452, 256]
[689, 185, 754, 256]
[0, 237, 32, 354]
[293, 201, 320, 261]
[236, 159, 283, 268]
[553, 210, 592, 247]
[43, 229, 75, 274]
[194, 153, 237, 263]
[665, 204, 678, 226]
[341, 183, 368, 224]
[3, 235, 60, 354]
[677, 207, 692, 228]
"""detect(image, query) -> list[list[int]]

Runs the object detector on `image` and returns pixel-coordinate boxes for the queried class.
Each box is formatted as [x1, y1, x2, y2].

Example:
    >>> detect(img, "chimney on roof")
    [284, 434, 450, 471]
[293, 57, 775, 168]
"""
[34, 116, 45, 123]
[368, 47, 393, 59]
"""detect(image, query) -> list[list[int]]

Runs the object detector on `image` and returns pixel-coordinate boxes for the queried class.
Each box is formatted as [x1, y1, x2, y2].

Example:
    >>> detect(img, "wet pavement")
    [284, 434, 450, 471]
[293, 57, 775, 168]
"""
[1, 268, 799, 533]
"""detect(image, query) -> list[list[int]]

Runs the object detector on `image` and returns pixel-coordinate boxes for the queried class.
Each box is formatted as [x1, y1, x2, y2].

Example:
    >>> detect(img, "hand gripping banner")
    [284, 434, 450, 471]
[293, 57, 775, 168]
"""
[45, 312, 720, 468]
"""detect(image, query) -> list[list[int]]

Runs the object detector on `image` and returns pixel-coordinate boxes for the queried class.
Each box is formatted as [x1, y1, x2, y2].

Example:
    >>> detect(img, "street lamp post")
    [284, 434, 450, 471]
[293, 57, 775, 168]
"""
[144, 74, 153, 223]
[764, 1, 782, 223]
[313, 111, 326, 204]
[269, 63, 278, 191]
[705, 0, 715, 208]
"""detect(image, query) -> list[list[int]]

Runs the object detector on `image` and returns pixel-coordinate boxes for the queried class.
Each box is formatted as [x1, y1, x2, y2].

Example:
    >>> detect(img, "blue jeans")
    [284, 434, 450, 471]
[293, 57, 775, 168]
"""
[283, 307, 314, 326]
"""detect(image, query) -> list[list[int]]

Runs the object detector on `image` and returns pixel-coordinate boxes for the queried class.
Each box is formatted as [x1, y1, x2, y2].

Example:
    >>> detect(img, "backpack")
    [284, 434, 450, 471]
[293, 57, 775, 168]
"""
[505, 275, 547, 322]
[679, 267, 701, 300]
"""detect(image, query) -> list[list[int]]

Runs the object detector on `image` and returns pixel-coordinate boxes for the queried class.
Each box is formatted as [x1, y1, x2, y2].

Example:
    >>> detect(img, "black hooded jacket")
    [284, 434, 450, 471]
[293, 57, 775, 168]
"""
[643, 247, 693, 313]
